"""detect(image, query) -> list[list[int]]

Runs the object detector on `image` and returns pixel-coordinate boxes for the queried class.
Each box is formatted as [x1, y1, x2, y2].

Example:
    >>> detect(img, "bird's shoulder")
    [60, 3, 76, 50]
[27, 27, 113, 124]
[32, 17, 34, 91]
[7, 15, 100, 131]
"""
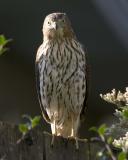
[36, 43, 44, 63]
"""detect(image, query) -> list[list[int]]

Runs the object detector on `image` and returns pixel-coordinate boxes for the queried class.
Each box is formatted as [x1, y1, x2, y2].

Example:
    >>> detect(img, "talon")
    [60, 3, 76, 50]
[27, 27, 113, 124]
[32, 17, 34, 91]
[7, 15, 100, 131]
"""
[68, 136, 74, 140]
[75, 137, 79, 150]
[51, 134, 55, 147]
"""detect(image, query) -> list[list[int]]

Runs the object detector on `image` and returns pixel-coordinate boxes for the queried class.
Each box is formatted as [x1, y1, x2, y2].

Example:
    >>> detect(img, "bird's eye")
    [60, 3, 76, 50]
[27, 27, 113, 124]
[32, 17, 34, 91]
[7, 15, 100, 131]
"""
[48, 21, 51, 25]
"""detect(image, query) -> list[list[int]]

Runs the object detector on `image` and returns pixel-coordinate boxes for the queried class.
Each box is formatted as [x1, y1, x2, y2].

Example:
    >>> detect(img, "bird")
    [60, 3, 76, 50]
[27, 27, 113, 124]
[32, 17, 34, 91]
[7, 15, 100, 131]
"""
[35, 12, 88, 149]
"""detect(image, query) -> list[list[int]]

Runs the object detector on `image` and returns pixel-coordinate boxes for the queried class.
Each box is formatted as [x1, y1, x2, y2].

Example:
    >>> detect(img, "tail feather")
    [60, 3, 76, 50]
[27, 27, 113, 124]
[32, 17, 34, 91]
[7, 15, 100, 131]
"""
[51, 116, 80, 138]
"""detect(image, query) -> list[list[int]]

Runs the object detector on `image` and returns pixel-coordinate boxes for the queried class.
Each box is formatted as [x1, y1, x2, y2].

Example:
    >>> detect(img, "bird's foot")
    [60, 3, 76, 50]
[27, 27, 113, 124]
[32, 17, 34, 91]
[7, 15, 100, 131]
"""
[43, 131, 52, 136]
[51, 134, 55, 147]
[43, 131, 56, 147]
[68, 136, 88, 150]
[67, 136, 79, 150]
[75, 137, 79, 150]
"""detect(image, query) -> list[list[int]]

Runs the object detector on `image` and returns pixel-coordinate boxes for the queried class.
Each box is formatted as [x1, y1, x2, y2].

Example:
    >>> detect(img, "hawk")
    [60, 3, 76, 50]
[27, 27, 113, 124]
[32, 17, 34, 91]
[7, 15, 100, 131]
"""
[35, 12, 88, 148]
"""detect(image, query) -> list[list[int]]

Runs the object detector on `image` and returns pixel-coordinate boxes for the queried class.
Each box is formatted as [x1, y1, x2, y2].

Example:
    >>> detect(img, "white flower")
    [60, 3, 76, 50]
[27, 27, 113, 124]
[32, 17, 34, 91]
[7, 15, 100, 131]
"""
[117, 91, 125, 102]
[124, 87, 128, 105]
[100, 87, 128, 106]
[113, 132, 128, 153]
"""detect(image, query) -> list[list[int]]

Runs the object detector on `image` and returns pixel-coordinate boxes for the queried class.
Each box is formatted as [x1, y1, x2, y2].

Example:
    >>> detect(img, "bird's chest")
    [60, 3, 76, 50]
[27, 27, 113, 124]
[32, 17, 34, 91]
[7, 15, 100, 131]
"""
[39, 40, 86, 116]
[46, 43, 77, 86]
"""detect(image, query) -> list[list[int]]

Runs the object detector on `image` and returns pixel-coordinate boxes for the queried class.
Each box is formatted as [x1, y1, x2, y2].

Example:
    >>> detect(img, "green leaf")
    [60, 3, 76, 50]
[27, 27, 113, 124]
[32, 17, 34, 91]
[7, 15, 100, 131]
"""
[31, 116, 41, 128]
[19, 124, 29, 134]
[0, 35, 12, 45]
[107, 137, 113, 144]
[0, 35, 6, 45]
[118, 152, 127, 160]
[122, 109, 128, 119]
[89, 126, 97, 132]
[98, 124, 107, 136]
[0, 35, 12, 55]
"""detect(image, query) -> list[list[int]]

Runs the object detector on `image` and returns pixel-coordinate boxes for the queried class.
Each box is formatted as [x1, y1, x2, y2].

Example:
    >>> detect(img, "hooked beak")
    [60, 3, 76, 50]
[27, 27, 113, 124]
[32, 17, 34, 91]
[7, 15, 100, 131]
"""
[52, 22, 58, 30]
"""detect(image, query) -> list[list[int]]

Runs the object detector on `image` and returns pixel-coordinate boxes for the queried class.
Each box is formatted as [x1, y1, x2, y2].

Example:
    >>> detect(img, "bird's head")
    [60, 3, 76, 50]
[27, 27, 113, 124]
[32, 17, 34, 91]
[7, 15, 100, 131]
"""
[42, 12, 75, 41]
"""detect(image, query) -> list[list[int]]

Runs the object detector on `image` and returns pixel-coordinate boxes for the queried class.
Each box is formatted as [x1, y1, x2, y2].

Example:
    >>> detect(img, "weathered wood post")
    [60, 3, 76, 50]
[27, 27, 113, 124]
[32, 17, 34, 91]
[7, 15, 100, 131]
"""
[0, 121, 101, 160]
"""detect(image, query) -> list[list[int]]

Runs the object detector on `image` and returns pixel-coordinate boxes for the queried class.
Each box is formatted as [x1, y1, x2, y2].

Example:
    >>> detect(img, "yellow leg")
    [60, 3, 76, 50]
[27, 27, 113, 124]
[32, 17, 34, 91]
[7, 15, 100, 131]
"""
[51, 135, 55, 147]
[51, 120, 56, 146]
[71, 115, 79, 150]
[75, 137, 79, 150]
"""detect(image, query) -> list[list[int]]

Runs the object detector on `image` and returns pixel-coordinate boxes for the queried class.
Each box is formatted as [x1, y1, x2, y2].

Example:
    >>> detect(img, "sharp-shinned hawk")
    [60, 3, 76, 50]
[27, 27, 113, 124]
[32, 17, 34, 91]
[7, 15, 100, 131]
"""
[35, 12, 88, 148]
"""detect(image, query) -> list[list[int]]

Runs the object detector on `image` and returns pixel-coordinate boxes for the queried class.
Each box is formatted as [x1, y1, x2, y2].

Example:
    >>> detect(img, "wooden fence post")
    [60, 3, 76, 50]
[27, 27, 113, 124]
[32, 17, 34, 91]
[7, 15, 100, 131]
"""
[0, 121, 101, 160]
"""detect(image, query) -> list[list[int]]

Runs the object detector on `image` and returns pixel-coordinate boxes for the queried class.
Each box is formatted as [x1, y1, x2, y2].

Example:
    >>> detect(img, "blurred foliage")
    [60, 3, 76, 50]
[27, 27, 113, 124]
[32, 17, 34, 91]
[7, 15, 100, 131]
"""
[19, 114, 41, 135]
[90, 87, 128, 160]
[0, 35, 11, 55]
[90, 124, 116, 160]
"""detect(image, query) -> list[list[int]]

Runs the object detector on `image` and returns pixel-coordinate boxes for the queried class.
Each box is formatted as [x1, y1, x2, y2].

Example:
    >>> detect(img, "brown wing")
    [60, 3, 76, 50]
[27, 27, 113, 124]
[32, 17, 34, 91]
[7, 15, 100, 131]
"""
[35, 55, 51, 123]
[80, 48, 90, 121]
